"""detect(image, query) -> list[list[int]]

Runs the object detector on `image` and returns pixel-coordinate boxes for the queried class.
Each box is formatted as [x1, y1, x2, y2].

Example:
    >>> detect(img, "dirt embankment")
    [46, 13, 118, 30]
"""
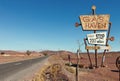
[32, 55, 75, 81]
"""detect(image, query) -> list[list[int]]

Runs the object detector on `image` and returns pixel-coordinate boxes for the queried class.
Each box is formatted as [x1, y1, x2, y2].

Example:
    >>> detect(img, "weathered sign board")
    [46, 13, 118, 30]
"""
[86, 45, 111, 50]
[87, 32, 107, 45]
[75, 6, 113, 68]
[100, 46, 111, 50]
[86, 46, 100, 50]
[80, 15, 110, 30]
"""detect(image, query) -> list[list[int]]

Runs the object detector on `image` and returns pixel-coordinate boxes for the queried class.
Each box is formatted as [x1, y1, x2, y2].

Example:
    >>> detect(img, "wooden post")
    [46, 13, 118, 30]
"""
[116, 56, 120, 81]
[92, 5, 98, 68]
[94, 30, 98, 68]
[119, 65, 120, 81]
[101, 22, 111, 67]
[84, 38, 93, 68]
[76, 49, 80, 81]
[68, 54, 71, 66]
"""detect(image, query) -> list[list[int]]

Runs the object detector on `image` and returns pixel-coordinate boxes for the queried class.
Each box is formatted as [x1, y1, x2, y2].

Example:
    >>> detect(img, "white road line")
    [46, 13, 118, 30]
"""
[14, 63, 22, 65]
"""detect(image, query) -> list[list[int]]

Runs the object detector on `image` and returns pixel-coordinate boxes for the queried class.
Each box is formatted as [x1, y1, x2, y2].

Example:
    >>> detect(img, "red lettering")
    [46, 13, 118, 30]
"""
[91, 16, 97, 22]
[98, 16, 104, 22]
[83, 17, 90, 22]
[85, 23, 89, 28]
[103, 23, 107, 28]
[98, 23, 107, 29]
[98, 23, 102, 28]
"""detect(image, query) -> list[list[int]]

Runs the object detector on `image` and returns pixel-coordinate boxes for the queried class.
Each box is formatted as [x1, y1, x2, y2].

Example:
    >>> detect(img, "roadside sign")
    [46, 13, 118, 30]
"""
[75, 5, 114, 69]
[87, 32, 107, 45]
[80, 15, 110, 30]
[100, 46, 111, 50]
[86, 46, 100, 50]
[86, 45, 111, 50]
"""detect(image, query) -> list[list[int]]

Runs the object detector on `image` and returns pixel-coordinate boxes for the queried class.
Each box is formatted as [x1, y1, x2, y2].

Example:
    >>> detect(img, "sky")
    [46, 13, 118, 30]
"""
[0, 0, 119, 52]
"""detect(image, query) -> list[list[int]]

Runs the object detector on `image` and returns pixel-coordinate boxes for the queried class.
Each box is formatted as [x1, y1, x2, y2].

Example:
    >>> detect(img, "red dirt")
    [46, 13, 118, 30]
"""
[0, 50, 120, 81]
[60, 52, 120, 81]
[0, 50, 44, 64]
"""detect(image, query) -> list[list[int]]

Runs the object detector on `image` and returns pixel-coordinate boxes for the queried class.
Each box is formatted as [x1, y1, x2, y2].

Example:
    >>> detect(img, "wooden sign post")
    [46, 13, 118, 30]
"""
[75, 5, 114, 68]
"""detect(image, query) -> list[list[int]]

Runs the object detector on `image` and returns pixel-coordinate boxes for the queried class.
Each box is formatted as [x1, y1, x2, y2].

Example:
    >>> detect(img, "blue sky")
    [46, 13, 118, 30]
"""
[0, 0, 119, 52]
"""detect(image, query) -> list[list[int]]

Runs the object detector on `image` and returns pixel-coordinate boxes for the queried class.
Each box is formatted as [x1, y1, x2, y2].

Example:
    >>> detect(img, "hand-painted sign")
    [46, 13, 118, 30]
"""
[80, 15, 110, 30]
[87, 32, 107, 45]
[86, 45, 111, 50]
[100, 46, 111, 50]
[86, 46, 100, 50]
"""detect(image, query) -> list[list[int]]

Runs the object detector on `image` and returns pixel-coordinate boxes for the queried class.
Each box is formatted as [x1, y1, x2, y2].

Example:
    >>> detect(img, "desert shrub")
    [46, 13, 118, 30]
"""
[65, 66, 75, 73]
[26, 50, 31, 56]
[1, 52, 5, 55]
[43, 53, 48, 56]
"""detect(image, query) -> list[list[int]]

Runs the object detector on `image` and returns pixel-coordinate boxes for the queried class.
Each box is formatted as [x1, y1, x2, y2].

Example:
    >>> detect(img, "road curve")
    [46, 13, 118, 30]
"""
[0, 56, 49, 81]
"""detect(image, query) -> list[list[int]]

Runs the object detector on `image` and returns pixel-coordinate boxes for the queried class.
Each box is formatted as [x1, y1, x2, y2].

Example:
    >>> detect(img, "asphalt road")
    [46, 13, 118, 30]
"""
[0, 56, 49, 81]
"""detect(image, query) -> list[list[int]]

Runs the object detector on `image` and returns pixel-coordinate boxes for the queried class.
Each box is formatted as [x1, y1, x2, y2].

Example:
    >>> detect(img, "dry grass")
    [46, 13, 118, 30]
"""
[32, 55, 73, 81]
[65, 66, 76, 73]
[32, 55, 61, 81]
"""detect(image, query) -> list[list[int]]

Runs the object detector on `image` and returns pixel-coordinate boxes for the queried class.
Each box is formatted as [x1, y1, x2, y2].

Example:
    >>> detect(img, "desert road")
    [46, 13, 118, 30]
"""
[0, 56, 49, 81]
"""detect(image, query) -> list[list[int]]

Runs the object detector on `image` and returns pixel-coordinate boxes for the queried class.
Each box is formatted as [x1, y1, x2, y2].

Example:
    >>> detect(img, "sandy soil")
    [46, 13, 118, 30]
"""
[61, 52, 120, 81]
[0, 50, 119, 81]
[0, 56, 43, 64]
[0, 51, 44, 64]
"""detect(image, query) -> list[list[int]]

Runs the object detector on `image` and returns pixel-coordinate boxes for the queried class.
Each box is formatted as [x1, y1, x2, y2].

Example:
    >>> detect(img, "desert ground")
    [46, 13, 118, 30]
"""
[59, 51, 120, 81]
[0, 50, 44, 64]
[0, 50, 120, 81]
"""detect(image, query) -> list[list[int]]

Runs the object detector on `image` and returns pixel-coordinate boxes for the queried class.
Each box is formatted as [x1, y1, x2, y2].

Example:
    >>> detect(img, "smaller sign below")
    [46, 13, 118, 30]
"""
[86, 45, 111, 50]
[100, 46, 111, 50]
[87, 32, 107, 45]
[86, 46, 100, 50]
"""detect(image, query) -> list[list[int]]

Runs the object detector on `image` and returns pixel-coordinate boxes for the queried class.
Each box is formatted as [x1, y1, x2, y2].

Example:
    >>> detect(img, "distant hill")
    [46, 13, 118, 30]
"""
[40, 50, 75, 55]
[0, 50, 24, 54]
